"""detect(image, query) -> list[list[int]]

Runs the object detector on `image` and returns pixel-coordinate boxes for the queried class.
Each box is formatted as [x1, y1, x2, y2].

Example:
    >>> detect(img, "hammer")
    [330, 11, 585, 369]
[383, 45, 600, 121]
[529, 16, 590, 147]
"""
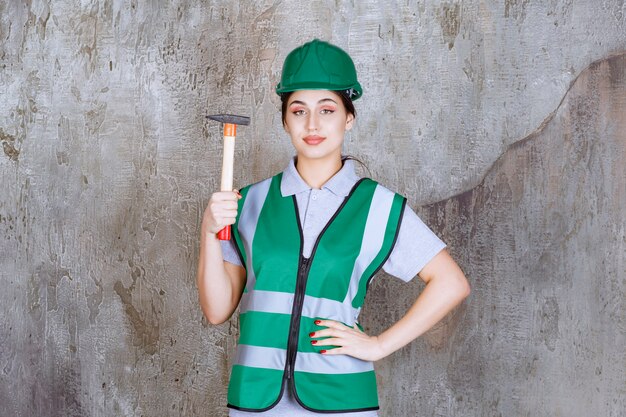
[207, 113, 250, 240]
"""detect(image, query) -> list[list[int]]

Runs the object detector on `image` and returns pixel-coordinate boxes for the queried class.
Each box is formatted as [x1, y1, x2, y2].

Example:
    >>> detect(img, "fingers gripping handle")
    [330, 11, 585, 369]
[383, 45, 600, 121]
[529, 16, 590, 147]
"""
[218, 123, 236, 240]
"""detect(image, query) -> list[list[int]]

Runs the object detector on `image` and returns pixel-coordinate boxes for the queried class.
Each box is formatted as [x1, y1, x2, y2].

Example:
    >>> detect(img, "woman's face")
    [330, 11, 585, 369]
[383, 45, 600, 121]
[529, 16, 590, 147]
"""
[283, 90, 354, 163]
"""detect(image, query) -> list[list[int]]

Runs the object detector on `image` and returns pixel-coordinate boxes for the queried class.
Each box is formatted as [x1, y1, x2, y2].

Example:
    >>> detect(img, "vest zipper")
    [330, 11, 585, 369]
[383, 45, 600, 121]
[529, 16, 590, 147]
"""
[285, 256, 311, 383]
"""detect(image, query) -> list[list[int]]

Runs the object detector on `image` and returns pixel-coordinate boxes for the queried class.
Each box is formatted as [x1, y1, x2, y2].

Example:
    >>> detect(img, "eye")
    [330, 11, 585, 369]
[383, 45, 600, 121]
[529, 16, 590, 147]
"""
[320, 107, 335, 115]
[291, 108, 306, 116]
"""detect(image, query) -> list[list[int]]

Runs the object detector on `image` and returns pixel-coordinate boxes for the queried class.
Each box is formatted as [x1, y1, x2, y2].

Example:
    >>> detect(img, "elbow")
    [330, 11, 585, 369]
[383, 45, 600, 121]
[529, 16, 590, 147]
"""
[200, 304, 230, 325]
[457, 274, 471, 300]
[207, 316, 228, 326]
[198, 293, 234, 325]
[461, 280, 471, 299]
[440, 272, 470, 302]
[205, 312, 229, 325]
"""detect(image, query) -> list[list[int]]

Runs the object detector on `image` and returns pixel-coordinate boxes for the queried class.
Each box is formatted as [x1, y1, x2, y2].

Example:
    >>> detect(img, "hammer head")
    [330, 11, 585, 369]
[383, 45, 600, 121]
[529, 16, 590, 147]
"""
[207, 114, 250, 126]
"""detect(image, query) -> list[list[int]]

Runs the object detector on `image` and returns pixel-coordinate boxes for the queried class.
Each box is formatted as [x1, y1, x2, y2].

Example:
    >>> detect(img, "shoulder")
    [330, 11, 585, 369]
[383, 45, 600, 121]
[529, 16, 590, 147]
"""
[357, 178, 407, 202]
[239, 173, 280, 194]
[353, 179, 407, 228]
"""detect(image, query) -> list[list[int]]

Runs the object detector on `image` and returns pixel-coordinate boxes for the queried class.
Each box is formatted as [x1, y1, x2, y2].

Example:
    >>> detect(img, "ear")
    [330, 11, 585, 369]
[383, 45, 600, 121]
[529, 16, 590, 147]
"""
[283, 120, 291, 134]
[345, 113, 355, 131]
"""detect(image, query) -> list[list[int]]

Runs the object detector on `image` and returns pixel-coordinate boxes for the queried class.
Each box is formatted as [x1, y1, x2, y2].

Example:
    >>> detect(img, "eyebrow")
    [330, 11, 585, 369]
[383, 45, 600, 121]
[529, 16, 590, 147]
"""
[288, 98, 338, 106]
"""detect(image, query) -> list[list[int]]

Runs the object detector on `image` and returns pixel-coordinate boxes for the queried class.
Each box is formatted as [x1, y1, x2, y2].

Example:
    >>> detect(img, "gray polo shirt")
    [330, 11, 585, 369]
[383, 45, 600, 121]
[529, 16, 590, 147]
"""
[224, 158, 446, 417]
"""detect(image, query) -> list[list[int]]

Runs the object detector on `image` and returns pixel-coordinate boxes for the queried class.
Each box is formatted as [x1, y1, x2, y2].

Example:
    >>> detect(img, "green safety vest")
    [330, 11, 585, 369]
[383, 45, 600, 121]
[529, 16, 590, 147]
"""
[227, 172, 406, 413]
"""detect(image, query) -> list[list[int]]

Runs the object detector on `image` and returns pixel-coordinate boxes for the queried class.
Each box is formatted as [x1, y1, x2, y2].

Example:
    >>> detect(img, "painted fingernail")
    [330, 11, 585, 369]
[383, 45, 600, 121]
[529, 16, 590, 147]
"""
[309, 332, 315, 337]
[320, 350, 327, 354]
[311, 340, 317, 345]
[314, 320, 321, 325]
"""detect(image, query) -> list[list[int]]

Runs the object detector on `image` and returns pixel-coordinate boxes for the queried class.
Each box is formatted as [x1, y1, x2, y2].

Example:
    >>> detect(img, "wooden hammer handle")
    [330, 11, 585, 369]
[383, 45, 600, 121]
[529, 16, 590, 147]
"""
[218, 124, 236, 240]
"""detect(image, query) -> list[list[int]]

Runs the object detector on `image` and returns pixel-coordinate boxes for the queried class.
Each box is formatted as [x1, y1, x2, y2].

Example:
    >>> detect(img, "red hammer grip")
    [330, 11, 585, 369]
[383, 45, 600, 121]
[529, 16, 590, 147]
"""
[217, 225, 231, 240]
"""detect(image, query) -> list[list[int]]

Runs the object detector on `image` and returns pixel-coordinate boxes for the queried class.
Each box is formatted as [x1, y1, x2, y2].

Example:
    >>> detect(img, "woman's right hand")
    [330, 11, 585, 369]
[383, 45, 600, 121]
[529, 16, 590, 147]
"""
[201, 190, 242, 236]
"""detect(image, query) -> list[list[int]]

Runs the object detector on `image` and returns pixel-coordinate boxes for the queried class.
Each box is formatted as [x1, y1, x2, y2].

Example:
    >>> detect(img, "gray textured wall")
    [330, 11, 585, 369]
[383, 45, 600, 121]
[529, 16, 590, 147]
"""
[1, 1, 624, 416]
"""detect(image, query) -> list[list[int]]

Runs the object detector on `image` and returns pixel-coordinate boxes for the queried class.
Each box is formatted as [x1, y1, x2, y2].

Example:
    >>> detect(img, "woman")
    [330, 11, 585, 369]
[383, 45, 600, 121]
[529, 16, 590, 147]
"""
[197, 39, 470, 416]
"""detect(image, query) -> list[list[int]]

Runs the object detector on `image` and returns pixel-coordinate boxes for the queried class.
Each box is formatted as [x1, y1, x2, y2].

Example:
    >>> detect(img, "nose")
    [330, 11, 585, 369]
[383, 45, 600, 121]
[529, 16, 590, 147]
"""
[307, 112, 319, 131]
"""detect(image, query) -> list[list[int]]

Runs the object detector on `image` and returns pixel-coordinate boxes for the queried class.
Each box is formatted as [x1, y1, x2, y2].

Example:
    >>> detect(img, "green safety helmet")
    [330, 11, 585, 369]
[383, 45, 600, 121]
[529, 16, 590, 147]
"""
[275, 39, 363, 100]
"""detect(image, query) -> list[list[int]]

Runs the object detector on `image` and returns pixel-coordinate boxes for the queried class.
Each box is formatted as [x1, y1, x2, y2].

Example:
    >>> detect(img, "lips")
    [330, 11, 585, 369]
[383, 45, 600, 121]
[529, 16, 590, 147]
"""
[303, 135, 325, 145]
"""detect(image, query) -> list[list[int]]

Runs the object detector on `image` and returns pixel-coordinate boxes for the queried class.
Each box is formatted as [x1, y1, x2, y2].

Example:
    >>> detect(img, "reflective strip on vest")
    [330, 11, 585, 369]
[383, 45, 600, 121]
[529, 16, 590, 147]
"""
[234, 177, 272, 292]
[235, 344, 286, 371]
[240, 290, 294, 315]
[240, 291, 355, 324]
[343, 185, 395, 306]
[234, 344, 373, 374]
[228, 174, 405, 412]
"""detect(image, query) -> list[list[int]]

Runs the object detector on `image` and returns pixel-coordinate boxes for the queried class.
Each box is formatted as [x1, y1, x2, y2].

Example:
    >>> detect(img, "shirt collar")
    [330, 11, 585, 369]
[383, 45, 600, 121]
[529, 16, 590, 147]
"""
[280, 157, 360, 197]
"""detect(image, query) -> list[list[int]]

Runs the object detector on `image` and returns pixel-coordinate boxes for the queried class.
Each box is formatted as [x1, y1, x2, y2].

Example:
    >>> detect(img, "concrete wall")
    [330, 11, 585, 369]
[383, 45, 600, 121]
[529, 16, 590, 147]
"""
[1, 1, 624, 416]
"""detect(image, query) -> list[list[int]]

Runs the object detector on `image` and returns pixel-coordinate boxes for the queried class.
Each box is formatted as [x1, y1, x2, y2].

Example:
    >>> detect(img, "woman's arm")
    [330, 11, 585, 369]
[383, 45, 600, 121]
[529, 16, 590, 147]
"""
[196, 191, 246, 325]
[311, 249, 470, 361]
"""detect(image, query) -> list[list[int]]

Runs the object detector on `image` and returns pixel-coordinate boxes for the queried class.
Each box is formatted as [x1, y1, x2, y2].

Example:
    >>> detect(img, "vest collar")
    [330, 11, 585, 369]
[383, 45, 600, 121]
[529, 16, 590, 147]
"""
[280, 157, 360, 198]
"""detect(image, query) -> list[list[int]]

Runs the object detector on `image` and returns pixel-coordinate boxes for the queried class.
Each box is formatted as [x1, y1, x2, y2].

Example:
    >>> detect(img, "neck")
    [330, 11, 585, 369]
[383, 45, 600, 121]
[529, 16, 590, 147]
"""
[295, 155, 343, 189]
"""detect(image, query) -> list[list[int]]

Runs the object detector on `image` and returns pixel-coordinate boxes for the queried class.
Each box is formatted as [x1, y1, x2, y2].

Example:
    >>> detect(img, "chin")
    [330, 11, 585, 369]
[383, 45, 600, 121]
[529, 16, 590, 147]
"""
[298, 149, 340, 161]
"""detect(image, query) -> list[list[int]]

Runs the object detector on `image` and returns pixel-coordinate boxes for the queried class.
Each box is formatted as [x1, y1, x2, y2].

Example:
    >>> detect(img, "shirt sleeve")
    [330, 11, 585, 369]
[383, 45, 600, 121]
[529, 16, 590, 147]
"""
[220, 238, 243, 267]
[382, 204, 446, 282]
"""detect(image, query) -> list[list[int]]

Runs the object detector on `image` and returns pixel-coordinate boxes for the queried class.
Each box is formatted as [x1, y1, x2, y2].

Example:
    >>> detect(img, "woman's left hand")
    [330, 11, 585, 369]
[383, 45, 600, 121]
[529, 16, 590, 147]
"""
[310, 319, 386, 362]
